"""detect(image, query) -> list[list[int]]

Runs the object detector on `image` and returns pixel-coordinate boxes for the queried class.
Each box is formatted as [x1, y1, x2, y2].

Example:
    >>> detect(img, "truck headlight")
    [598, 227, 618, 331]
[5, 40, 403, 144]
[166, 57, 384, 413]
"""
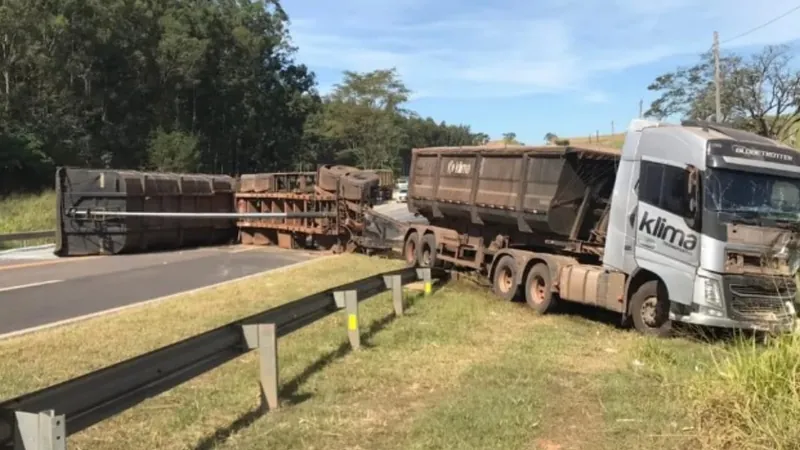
[699, 276, 724, 308]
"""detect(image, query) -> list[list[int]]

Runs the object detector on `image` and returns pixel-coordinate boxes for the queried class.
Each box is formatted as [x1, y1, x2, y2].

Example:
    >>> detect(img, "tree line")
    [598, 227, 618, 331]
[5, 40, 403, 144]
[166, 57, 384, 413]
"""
[4, 0, 797, 196]
[0, 0, 488, 195]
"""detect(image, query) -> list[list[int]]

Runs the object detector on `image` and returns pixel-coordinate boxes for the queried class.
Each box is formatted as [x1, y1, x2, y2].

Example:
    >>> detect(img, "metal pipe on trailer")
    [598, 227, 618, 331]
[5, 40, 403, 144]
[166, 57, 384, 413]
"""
[66, 209, 338, 220]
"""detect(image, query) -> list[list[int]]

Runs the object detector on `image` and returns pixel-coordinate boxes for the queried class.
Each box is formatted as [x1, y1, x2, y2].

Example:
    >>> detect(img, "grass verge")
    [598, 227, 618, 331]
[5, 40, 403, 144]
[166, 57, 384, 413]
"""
[2, 252, 799, 450]
[0, 190, 57, 249]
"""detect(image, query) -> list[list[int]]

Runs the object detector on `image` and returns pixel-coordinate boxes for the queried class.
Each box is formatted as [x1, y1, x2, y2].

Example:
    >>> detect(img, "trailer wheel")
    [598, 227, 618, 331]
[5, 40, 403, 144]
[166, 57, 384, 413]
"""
[524, 263, 557, 314]
[492, 256, 518, 301]
[404, 232, 420, 267]
[420, 234, 438, 268]
[629, 280, 673, 337]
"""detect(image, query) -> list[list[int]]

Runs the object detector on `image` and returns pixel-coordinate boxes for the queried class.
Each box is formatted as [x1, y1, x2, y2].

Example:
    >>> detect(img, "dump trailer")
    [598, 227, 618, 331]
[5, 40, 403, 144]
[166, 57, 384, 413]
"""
[402, 119, 800, 336]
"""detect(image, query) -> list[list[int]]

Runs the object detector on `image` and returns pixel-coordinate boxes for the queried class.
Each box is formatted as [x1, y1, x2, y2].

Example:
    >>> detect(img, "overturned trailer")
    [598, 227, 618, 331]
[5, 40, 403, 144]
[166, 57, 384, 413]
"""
[52, 164, 404, 256]
[236, 165, 402, 252]
[55, 167, 237, 256]
[403, 120, 800, 336]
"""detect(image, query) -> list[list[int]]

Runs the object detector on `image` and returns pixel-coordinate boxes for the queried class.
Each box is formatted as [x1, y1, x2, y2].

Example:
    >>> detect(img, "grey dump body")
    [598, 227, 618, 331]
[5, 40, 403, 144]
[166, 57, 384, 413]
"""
[55, 167, 237, 256]
[408, 145, 618, 252]
[405, 120, 800, 334]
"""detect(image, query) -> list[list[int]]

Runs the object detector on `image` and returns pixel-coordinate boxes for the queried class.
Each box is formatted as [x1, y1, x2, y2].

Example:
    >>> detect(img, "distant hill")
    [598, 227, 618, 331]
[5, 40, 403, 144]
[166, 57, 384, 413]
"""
[564, 134, 626, 149]
[485, 139, 525, 147]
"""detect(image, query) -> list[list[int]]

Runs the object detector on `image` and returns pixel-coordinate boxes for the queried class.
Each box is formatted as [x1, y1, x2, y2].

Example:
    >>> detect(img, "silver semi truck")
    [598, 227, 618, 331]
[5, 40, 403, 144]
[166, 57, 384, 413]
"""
[402, 119, 800, 336]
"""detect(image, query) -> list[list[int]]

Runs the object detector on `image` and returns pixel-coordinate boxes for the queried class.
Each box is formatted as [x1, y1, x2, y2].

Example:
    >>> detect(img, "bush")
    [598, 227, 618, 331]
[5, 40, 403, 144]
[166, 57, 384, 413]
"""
[554, 138, 570, 145]
[687, 333, 800, 449]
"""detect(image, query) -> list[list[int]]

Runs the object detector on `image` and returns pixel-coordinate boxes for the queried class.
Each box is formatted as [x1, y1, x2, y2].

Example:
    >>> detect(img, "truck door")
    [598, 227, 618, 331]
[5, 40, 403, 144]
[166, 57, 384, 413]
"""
[633, 159, 699, 303]
[602, 158, 640, 273]
[622, 165, 639, 273]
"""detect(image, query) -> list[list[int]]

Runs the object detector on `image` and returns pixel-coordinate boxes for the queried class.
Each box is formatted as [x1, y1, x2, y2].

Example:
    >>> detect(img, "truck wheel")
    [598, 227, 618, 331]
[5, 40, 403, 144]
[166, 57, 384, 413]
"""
[524, 263, 557, 314]
[492, 256, 518, 301]
[629, 280, 673, 337]
[404, 232, 420, 267]
[420, 234, 438, 268]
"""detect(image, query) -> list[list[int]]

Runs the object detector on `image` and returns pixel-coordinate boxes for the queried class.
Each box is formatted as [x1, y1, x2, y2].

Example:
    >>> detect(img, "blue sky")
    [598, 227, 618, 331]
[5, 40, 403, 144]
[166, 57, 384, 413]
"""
[280, 0, 800, 144]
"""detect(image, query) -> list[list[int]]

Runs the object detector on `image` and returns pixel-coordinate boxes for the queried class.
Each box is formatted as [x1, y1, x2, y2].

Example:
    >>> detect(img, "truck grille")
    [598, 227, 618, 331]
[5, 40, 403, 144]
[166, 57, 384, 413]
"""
[727, 278, 795, 323]
[729, 282, 795, 298]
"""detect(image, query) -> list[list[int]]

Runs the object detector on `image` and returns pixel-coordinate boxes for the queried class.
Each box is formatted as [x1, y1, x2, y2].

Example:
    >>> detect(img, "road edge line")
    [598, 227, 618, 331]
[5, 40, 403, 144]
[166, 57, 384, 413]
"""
[0, 253, 338, 342]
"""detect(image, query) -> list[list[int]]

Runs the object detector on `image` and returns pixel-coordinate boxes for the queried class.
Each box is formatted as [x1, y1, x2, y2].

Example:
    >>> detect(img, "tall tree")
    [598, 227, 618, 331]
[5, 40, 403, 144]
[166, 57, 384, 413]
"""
[310, 68, 410, 170]
[645, 44, 800, 140]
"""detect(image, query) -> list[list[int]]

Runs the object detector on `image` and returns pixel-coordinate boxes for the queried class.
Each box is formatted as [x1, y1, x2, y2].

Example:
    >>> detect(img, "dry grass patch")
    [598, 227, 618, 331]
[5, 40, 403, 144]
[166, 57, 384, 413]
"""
[397, 309, 713, 450]
[198, 280, 546, 450]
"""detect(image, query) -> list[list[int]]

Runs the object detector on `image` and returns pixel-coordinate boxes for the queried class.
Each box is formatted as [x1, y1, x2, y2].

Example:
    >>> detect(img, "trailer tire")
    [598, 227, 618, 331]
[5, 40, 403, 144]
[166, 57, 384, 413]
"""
[492, 255, 518, 301]
[524, 263, 557, 314]
[629, 280, 673, 337]
[404, 232, 420, 267]
[420, 233, 438, 268]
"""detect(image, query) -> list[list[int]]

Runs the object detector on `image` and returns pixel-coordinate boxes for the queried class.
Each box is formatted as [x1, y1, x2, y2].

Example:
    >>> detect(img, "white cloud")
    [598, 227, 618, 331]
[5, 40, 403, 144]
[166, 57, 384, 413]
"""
[584, 91, 610, 104]
[283, 0, 800, 99]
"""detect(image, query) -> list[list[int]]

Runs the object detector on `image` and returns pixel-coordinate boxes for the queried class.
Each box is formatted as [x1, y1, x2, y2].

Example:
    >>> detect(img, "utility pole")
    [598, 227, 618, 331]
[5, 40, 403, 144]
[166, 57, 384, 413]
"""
[638, 99, 643, 118]
[611, 120, 615, 135]
[713, 31, 722, 122]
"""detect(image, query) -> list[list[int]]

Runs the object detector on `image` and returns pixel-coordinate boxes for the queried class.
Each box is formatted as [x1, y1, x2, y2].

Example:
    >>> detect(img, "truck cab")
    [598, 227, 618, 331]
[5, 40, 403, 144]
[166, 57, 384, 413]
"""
[604, 119, 800, 334]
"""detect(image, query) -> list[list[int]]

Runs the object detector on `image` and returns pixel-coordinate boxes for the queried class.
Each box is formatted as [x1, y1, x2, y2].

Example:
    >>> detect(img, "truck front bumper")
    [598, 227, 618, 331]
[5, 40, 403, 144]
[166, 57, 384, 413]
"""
[670, 309, 797, 334]
[671, 270, 798, 334]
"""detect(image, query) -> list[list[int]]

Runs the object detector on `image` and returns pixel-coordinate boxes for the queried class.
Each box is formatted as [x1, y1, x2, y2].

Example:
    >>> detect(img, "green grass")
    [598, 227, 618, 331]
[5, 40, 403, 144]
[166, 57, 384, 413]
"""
[1, 253, 799, 450]
[0, 190, 57, 248]
[683, 333, 800, 450]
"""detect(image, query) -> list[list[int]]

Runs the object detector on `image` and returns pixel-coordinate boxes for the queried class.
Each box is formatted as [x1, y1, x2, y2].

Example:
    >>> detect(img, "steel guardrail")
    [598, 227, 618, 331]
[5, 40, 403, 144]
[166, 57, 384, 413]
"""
[0, 231, 55, 243]
[0, 266, 438, 449]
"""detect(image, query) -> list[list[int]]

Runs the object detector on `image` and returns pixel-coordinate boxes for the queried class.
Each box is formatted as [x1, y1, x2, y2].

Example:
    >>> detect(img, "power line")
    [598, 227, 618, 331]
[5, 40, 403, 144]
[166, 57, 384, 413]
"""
[721, 4, 800, 44]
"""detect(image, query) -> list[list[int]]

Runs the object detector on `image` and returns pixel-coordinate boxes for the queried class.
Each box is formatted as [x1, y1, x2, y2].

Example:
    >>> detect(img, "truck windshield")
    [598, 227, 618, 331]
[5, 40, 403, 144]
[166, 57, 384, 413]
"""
[704, 168, 800, 220]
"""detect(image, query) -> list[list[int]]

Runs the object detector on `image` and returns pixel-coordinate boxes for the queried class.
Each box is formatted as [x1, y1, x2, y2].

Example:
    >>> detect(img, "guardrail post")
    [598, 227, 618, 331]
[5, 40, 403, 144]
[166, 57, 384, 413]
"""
[383, 274, 404, 316]
[258, 324, 279, 410]
[335, 290, 360, 350]
[242, 323, 279, 411]
[13, 410, 66, 450]
[416, 268, 433, 296]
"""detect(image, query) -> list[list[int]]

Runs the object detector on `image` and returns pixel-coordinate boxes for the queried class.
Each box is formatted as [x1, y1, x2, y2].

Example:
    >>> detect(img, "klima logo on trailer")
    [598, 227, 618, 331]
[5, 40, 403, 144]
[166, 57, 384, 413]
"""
[446, 160, 472, 175]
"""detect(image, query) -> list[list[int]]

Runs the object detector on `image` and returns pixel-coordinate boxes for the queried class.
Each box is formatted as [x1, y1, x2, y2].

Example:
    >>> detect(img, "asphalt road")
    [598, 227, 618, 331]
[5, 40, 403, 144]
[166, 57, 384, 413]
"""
[0, 245, 315, 336]
[0, 200, 417, 337]
[373, 201, 428, 225]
